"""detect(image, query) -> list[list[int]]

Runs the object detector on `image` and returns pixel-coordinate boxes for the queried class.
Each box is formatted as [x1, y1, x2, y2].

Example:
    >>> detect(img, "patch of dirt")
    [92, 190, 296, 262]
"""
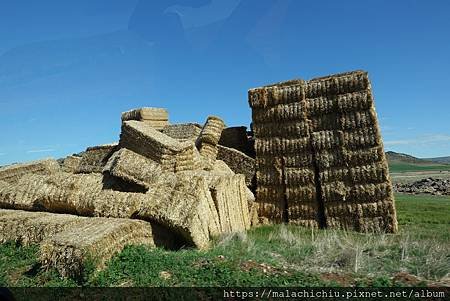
[392, 272, 423, 286]
[320, 272, 354, 286]
[240, 260, 291, 276]
[392, 272, 450, 287]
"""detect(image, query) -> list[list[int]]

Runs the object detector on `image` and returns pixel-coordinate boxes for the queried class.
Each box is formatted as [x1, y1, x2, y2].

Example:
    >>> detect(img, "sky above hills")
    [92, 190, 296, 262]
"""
[0, 0, 449, 165]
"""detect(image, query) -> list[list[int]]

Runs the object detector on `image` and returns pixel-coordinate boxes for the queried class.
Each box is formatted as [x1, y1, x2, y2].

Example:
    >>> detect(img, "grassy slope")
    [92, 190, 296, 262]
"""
[1, 194, 449, 287]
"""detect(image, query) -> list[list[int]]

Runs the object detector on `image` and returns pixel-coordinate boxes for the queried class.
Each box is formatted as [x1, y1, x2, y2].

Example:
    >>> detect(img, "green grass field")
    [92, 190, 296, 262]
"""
[388, 162, 450, 173]
[1, 193, 449, 288]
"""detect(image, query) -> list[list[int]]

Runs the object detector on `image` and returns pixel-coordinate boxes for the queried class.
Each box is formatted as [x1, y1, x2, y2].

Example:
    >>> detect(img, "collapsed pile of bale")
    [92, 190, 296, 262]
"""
[0, 110, 256, 278]
[248, 70, 398, 233]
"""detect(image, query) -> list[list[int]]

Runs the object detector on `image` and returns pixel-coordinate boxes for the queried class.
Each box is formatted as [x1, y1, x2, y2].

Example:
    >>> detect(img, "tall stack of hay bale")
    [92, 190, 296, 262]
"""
[249, 70, 397, 233]
[121, 107, 169, 130]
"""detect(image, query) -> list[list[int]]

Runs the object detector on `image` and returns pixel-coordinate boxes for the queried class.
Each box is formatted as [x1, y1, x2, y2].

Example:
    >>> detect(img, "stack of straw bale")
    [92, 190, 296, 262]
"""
[196, 116, 226, 169]
[120, 121, 196, 172]
[248, 71, 397, 233]
[121, 107, 169, 130]
[305, 71, 397, 233]
[249, 79, 319, 226]
[76, 144, 118, 173]
[0, 159, 60, 184]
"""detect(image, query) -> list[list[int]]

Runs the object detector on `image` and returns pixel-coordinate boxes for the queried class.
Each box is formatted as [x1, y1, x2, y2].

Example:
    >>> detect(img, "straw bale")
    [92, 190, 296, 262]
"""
[336, 91, 373, 113]
[177, 169, 251, 233]
[321, 181, 349, 203]
[248, 201, 259, 226]
[217, 145, 255, 186]
[285, 186, 316, 202]
[212, 159, 234, 175]
[287, 203, 320, 227]
[40, 217, 154, 278]
[208, 174, 250, 232]
[138, 173, 217, 249]
[0, 209, 84, 246]
[161, 123, 202, 141]
[311, 130, 344, 151]
[248, 80, 304, 109]
[251, 101, 307, 123]
[309, 113, 341, 132]
[315, 149, 345, 169]
[218, 126, 254, 156]
[62, 156, 82, 173]
[256, 153, 313, 169]
[121, 107, 168, 122]
[347, 183, 393, 203]
[198, 142, 218, 169]
[254, 137, 310, 155]
[0, 172, 143, 217]
[197, 116, 226, 145]
[284, 168, 315, 186]
[306, 96, 337, 116]
[256, 185, 284, 202]
[254, 200, 285, 224]
[343, 127, 381, 150]
[343, 146, 385, 167]
[0, 159, 60, 184]
[317, 147, 384, 169]
[347, 161, 389, 184]
[253, 120, 309, 139]
[256, 167, 282, 186]
[76, 143, 119, 173]
[339, 109, 377, 130]
[325, 200, 397, 233]
[120, 121, 195, 172]
[141, 120, 169, 130]
[319, 167, 349, 183]
[305, 70, 369, 98]
[103, 148, 162, 190]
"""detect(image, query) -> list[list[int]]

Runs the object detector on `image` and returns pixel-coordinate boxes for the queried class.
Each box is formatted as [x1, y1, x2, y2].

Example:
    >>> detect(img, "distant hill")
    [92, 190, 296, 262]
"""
[424, 156, 450, 164]
[385, 151, 431, 164]
[385, 151, 450, 173]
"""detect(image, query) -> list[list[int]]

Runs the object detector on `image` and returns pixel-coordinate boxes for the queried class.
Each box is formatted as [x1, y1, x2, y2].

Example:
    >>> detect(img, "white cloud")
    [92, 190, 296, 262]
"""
[385, 134, 450, 146]
[26, 149, 56, 153]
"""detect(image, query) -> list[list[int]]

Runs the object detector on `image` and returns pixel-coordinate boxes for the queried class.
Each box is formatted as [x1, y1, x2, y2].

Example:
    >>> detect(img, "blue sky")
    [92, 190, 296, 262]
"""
[0, 0, 449, 165]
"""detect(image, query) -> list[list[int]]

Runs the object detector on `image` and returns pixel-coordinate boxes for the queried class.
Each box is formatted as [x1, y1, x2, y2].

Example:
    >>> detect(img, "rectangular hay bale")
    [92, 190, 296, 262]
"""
[76, 143, 119, 174]
[0, 159, 60, 184]
[103, 148, 162, 189]
[40, 217, 154, 278]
